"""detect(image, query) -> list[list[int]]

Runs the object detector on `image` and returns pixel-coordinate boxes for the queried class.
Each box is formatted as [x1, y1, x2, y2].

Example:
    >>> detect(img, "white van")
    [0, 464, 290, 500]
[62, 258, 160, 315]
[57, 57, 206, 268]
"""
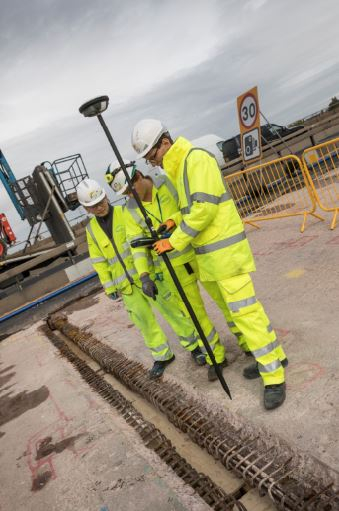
[191, 134, 225, 169]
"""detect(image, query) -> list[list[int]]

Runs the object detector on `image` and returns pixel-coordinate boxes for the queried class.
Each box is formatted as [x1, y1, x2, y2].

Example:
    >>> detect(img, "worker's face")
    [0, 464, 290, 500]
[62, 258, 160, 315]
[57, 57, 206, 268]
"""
[85, 196, 110, 217]
[133, 173, 147, 200]
[145, 137, 171, 168]
[125, 172, 147, 201]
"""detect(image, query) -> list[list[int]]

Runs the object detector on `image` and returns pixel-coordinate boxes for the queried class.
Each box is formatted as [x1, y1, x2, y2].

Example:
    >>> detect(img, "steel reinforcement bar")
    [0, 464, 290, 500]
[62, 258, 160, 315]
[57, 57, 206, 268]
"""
[42, 323, 247, 511]
[46, 314, 339, 511]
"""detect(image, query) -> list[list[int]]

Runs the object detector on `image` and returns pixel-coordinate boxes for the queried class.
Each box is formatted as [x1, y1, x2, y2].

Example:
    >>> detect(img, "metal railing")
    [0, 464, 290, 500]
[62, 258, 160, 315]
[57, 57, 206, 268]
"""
[225, 155, 323, 232]
[302, 137, 339, 229]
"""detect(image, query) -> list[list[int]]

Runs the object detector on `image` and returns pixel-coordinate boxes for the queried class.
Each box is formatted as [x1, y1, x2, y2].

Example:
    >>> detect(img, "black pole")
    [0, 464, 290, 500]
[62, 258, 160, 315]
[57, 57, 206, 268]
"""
[96, 113, 232, 399]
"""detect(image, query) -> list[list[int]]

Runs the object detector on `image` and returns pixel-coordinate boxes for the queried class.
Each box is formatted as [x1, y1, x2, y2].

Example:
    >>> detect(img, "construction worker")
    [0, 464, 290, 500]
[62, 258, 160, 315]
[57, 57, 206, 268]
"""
[110, 163, 253, 364]
[77, 177, 204, 379]
[131, 120, 288, 410]
[106, 160, 230, 379]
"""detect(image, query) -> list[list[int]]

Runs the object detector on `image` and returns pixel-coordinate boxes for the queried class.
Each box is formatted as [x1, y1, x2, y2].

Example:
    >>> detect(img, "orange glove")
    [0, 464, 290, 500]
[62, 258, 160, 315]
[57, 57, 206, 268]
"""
[157, 219, 176, 234]
[153, 238, 174, 254]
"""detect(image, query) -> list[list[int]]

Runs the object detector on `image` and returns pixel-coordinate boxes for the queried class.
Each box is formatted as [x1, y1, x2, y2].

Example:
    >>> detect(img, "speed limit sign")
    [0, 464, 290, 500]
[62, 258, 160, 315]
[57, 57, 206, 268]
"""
[237, 86, 262, 163]
[239, 93, 258, 129]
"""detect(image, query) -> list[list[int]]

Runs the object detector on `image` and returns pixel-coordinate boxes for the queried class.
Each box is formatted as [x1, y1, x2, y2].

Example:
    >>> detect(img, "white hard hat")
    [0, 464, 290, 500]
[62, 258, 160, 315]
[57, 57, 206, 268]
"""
[77, 178, 105, 207]
[131, 119, 168, 158]
[106, 159, 137, 195]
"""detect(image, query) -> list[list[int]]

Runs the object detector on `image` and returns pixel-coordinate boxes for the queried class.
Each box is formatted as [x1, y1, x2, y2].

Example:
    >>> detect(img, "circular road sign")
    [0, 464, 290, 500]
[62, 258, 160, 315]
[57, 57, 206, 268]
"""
[239, 93, 258, 129]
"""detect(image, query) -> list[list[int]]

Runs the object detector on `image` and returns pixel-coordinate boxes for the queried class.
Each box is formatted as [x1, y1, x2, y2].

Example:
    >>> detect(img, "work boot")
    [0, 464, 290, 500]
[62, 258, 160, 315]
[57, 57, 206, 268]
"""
[191, 347, 206, 366]
[264, 383, 286, 410]
[243, 358, 288, 380]
[149, 355, 175, 379]
[208, 359, 228, 382]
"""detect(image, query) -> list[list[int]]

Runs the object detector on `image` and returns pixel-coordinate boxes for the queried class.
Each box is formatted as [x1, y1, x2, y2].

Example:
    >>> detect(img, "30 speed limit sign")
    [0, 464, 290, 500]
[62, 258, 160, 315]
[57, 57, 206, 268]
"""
[239, 93, 258, 129]
[237, 86, 262, 163]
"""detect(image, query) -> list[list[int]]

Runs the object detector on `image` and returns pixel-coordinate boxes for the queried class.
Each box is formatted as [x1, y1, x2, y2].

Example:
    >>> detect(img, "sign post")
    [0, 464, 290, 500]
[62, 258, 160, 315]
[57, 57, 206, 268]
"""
[237, 86, 262, 164]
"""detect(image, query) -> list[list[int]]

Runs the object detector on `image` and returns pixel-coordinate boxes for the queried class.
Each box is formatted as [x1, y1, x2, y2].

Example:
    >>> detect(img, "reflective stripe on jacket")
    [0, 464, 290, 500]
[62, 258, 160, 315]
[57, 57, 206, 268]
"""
[86, 206, 137, 295]
[162, 137, 256, 281]
[124, 175, 195, 276]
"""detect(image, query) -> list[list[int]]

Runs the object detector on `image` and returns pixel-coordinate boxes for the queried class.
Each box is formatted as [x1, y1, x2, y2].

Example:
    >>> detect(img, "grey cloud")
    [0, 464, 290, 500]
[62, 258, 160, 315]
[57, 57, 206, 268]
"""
[1, 0, 227, 142]
[2, 0, 339, 242]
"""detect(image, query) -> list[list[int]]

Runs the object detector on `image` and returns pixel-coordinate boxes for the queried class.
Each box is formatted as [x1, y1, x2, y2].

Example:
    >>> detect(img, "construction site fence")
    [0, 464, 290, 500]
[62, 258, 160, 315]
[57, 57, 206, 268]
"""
[225, 136, 339, 231]
[302, 136, 339, 229]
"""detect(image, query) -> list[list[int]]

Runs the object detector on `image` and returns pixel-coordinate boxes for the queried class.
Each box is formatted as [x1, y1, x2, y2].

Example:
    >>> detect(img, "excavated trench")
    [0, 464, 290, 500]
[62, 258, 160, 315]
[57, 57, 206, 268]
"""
[44, 314, 339, 511]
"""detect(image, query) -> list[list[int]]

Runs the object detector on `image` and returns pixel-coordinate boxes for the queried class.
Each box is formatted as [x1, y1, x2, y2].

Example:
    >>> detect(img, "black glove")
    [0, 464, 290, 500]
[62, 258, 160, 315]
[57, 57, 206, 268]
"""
[156, 219, 175, 234]
[108, 292, 119, 300]
[140, 274, 158, 300]
[156, 224, 167, 235]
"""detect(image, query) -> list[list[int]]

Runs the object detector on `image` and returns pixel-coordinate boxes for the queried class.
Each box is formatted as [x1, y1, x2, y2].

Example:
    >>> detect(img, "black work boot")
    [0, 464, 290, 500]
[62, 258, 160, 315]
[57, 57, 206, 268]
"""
[191, 347, 206, 366]
[208, 359, 228, 382]
[243, 358, 288, 380]
[149, 355, 175, 379]
[264, 383, 286, 410]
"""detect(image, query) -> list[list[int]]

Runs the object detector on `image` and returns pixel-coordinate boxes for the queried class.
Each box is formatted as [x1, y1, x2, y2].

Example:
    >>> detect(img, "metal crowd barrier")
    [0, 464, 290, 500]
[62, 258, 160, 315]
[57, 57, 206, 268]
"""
[302, 136, 339, 229]
[225, 155, 323, 232]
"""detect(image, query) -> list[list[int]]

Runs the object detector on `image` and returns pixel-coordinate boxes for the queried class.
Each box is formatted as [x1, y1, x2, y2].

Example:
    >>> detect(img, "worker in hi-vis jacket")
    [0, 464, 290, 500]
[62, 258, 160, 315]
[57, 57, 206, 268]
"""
[107, 159, 236, 381]
[77, 177, 205, 379]
[131, 119, 288, 410]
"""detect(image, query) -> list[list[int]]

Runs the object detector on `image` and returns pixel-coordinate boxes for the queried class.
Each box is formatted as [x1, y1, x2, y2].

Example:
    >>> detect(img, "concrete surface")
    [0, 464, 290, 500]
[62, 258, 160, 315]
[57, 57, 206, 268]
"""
[0, 324, 211, 511]
[0, 279, 101, 341]
[1, 201, 339, 510]
[62, 210, 339, 482]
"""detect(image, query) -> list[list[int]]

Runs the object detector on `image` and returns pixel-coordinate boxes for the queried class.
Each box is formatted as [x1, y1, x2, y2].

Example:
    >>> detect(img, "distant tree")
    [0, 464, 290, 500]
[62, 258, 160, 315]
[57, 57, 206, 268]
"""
[289, 119, 304, 127]
[328, 96, 339, 111]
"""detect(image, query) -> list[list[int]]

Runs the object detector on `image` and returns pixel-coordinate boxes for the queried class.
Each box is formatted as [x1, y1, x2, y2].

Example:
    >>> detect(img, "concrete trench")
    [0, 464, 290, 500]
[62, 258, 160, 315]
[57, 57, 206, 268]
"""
[45, 313, 339, 511]
[43, 324, 250, 511]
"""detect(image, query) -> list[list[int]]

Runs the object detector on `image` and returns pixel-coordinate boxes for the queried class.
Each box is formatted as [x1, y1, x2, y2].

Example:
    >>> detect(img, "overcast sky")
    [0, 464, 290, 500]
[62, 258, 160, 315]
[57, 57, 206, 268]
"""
[1, 0, 339, 241]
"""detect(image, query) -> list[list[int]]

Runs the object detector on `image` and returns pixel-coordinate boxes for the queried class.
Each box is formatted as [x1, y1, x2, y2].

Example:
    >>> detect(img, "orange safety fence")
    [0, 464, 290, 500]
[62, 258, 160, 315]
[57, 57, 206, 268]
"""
[302, 137, 339, 229]
[224, 155, 324, 232]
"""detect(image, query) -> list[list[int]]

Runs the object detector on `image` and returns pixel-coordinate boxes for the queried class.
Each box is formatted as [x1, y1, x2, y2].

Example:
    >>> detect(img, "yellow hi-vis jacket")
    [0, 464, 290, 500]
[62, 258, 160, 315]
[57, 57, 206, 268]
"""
[124, 175, 195, 277]
[86, 206, 138, 295]
[162, 137, 256, 282]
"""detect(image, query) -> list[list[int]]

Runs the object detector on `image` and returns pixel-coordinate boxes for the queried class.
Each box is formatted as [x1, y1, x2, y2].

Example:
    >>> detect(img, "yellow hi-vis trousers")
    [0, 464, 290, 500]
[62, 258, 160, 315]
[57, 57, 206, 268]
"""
[200, 281, 251, 353]
[122, 280, 198, 362]
[162, 258, 225, 365]
[202, 273, 287, 386]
